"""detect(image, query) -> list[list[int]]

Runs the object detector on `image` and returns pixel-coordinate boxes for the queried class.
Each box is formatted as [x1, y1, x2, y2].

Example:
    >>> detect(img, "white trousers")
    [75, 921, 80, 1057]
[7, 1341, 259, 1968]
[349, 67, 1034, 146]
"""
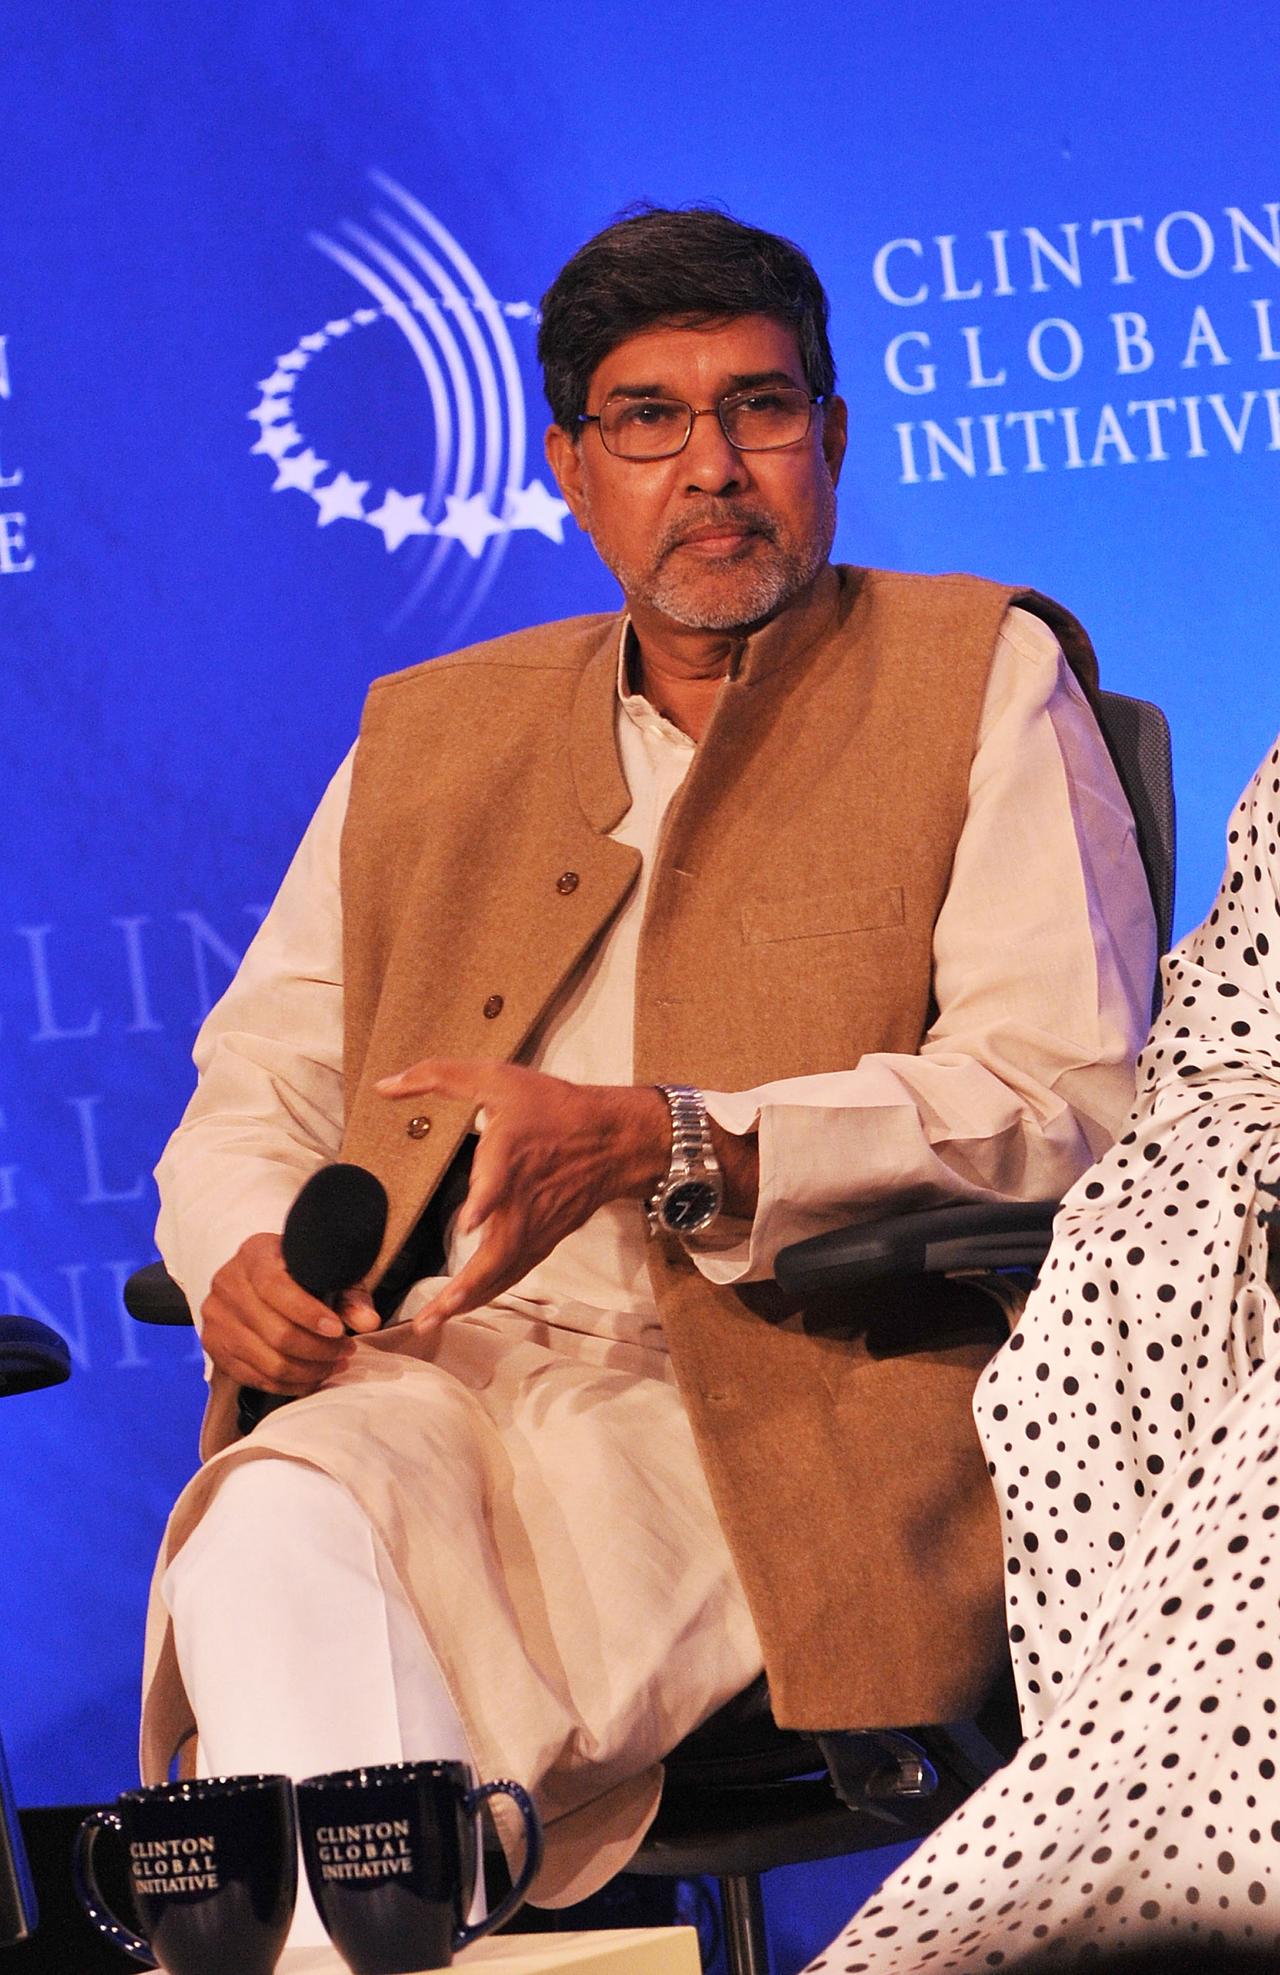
[162, 1457, 479, 1949]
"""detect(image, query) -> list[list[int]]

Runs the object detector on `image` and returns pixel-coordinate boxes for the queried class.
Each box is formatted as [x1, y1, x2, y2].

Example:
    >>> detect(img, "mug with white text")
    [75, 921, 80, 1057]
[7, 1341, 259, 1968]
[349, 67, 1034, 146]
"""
[73, 1772, 297, 1975]
[297, 1759, 543, 1974]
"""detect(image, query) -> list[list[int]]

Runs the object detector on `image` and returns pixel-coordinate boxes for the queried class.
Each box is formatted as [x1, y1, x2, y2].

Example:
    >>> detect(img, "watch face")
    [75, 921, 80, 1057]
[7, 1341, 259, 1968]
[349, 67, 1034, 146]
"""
[660, 1180, 721, 1234]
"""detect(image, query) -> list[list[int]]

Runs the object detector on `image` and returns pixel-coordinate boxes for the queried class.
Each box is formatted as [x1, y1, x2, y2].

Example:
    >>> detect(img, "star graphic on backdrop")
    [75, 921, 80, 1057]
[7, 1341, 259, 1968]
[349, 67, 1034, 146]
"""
[251, 421, 303, 461]
[312, 471, 370, 526]
[272, 448, 329, 494]
[365, 488, 433, 553]
[248, 290, 559, 588]
[505, 479, 571, 543]
[247, 394, 293, 428]
[434, 492, 506, 559]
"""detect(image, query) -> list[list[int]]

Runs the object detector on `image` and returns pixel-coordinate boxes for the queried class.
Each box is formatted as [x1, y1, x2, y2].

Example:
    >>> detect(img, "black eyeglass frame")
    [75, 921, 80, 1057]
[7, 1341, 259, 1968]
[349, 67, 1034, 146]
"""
[577, 388, 826, 460]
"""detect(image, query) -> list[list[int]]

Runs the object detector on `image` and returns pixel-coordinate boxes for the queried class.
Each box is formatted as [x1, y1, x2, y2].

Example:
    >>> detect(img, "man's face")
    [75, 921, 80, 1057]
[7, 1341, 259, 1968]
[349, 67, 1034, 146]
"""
[545, 315, 847, 637]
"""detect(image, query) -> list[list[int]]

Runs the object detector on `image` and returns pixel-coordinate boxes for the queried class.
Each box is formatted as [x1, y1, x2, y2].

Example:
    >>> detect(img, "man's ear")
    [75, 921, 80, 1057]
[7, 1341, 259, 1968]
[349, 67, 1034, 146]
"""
[544, 422, 590, 531]
[822, 396, 849, 486]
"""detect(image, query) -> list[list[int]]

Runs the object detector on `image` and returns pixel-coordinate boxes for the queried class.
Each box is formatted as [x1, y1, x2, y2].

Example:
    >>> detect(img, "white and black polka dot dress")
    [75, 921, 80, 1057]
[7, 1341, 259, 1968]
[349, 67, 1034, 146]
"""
[808, 740, 1280, 1969]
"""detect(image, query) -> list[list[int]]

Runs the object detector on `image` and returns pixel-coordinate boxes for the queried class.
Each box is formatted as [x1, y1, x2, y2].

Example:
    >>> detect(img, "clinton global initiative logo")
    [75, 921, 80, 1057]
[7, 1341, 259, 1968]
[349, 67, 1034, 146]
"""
[873, 200, 1280, 485]
[246, 172, 569, 630]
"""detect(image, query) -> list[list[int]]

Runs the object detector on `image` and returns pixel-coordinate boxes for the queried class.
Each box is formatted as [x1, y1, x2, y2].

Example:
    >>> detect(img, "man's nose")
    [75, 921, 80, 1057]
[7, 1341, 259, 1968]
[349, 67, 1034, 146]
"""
[682, 409, 751, 492]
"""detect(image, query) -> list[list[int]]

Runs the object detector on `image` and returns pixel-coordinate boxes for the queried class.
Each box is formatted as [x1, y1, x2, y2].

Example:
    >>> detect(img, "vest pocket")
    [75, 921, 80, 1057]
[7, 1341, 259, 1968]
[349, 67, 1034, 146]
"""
[740, 884, 904, 945]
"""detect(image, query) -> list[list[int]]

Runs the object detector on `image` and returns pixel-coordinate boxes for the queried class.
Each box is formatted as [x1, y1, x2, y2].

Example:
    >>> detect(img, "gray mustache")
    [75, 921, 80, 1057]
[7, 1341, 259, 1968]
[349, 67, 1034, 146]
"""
[659, 508, 780, 556]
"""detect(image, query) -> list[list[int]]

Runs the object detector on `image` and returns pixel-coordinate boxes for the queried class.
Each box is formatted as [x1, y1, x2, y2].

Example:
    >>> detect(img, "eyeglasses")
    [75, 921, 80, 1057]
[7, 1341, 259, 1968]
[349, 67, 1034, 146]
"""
[579, 387, 823, 461]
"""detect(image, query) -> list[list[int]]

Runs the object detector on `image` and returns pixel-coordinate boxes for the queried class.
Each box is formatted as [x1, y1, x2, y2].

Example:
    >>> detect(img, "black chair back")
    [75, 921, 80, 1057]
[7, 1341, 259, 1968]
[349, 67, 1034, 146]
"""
[1096, 690, 1176, 962]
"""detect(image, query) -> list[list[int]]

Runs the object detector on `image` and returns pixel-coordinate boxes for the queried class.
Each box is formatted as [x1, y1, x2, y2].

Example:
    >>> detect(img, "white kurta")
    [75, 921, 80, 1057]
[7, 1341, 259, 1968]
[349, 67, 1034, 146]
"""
[144, 606, 1154, 1904]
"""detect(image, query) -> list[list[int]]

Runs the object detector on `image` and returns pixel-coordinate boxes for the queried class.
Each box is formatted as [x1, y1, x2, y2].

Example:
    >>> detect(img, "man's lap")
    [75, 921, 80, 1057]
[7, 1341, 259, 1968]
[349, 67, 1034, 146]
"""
[144, 1307, 765, 1902]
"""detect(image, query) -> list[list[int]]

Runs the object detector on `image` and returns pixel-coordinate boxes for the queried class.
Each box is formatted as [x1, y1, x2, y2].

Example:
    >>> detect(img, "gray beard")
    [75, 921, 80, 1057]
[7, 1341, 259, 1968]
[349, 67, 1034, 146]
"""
[590, 476, 837, 634]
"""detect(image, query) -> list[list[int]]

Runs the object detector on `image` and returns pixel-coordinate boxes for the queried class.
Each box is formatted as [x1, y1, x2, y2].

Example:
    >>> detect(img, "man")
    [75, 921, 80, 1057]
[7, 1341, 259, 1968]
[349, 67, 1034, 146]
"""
[143, 207, 1155, 1930]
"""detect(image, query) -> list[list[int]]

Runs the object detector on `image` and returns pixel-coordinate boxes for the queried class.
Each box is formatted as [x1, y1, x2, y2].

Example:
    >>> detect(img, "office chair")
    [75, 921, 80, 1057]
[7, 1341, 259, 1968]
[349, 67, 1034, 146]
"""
[126, 691, 1174, 1975]
[0, 1315, 73, 1946]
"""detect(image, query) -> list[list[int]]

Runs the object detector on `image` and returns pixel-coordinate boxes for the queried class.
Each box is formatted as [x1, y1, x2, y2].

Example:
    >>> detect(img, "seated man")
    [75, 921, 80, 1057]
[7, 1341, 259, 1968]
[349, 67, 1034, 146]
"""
[141, 205, 1155, 1935]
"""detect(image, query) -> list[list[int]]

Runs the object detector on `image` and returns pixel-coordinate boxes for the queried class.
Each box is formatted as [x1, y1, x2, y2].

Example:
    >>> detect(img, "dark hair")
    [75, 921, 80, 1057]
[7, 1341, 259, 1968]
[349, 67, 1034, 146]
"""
[537, 204, 836, 431]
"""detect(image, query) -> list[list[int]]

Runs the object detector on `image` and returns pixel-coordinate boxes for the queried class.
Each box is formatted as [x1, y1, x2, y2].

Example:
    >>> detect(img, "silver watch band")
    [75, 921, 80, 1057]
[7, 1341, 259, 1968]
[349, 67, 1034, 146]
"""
[646, 1084, 723, 1235]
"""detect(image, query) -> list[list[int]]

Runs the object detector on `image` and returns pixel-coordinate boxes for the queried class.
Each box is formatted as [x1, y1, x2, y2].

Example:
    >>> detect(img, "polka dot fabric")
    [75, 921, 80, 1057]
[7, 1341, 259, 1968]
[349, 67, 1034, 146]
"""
[807, 739, 1280, 1969]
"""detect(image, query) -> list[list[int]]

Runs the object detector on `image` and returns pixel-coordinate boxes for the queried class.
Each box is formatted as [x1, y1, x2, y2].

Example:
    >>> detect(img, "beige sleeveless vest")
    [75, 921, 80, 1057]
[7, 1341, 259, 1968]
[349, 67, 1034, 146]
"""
[335, 562, 1098, 1728]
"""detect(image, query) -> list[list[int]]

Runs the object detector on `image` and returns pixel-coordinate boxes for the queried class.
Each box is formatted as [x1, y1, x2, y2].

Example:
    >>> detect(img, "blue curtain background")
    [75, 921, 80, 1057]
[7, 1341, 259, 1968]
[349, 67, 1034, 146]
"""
[3, 1, 1277, 1952]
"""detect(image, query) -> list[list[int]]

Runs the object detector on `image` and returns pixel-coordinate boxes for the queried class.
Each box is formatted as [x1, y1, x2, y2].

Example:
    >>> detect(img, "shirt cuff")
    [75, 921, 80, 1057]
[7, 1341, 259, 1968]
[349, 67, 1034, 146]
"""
[689, 1086, 1010, 1287]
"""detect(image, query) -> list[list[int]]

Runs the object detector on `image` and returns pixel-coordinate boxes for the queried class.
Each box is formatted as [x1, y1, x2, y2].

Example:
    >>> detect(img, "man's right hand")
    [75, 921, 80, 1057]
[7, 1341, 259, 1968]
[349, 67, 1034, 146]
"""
[201, 1232, 382, 1395]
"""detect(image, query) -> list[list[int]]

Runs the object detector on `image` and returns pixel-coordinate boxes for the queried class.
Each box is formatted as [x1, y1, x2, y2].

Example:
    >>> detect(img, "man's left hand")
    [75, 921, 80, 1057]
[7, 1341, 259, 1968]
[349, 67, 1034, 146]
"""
[375, 1060, 670, 1329]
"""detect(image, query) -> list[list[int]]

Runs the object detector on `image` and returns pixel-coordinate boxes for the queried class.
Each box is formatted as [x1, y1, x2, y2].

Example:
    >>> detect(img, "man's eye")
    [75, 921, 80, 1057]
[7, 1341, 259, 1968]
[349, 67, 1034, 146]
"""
[618, 402, 681, 427]
[736, 392, 788, 414]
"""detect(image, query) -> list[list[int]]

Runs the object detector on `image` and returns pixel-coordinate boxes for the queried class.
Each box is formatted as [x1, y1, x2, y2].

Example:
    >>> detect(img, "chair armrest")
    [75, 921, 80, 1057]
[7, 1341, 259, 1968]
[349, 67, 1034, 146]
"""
[0, 1316, 72, 1397]
[773, 1199, 1059, 1298]
[124, 1262, 196, 1327]
[127, 1204, 1061, 1320]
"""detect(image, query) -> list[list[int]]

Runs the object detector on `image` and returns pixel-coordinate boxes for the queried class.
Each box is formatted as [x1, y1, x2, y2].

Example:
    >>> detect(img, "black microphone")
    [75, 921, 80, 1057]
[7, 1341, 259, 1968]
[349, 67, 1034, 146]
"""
[280, 1162, 389, 1301]
[237, 1163, 389, 1435]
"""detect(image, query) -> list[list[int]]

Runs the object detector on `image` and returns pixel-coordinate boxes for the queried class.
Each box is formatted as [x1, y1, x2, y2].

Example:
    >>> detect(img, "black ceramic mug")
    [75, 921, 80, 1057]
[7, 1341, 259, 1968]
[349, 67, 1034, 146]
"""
[297, 1759, 543, 1974]
[73, 1773, 297, 1974]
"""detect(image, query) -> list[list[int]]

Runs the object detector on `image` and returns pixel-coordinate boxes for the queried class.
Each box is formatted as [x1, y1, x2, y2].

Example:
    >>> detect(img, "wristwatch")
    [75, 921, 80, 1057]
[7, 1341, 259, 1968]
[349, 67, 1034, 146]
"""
[646, 1085, 724, 1237]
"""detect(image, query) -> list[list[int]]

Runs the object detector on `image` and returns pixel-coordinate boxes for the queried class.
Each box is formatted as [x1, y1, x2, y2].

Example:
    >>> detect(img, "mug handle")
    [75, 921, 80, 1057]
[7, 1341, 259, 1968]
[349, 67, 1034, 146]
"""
[72, 1809, 158, 1967]
[455, 1778, 545, 1949]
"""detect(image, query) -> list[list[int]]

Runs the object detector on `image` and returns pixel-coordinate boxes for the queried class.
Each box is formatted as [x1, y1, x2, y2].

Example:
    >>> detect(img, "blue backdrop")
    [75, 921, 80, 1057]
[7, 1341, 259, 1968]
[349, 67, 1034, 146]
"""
[3, 0, 1277, 1946]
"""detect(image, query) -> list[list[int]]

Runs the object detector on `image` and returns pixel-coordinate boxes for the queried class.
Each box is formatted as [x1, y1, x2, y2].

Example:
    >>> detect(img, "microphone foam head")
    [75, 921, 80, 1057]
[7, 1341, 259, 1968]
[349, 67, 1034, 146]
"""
[281, 1163, 389, 1302]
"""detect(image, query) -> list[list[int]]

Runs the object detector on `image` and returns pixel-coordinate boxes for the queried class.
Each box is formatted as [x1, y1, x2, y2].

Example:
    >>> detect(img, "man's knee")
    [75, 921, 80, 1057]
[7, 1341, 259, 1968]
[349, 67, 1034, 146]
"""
[163, 1457, 371, 1621]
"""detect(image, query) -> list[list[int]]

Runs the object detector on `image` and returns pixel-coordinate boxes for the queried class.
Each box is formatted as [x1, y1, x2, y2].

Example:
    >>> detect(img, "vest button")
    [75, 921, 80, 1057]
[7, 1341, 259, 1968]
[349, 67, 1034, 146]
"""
[405, 1115, 431, 1140]
[555, 871, 580, 895]
[483, 994, 504, 1019]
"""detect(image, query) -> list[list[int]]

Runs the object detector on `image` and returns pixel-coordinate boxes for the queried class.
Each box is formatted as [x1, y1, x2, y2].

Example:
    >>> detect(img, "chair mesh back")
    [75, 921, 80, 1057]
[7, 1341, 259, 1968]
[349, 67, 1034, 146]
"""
[1095, 692, 1176, 964]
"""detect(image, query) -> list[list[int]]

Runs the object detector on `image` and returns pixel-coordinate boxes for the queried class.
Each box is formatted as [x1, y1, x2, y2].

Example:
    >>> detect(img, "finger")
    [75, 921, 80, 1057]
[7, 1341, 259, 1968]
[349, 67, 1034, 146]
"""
[212, 1335, 352, 1395]
[262, 1325, 352, 1374]
[235, 1257, 349, 1339]
[216, 1350, 289, 1393]
[241, 1365, 337, 1396]
[413, 1219, 529, 1327]
[250, 1329, 354, 1388]
[237, 1287, 354, 1366]
[259, 1276, 349, 1339]
[205, 1288, 352, 1374]
[374, 1057, 490, 1101]
[456, 1136, 513, 1235]
[340, 1287, 382, 1334]
[209, 1336, 350, 1398]
[226, 1359, 332, 1397]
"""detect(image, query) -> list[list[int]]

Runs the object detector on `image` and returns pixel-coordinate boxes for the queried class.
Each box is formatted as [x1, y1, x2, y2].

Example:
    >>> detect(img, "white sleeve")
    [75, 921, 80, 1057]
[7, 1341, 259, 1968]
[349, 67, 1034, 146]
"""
[691, 607, 1158, 1283]
[153, 751, 354, 1328]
